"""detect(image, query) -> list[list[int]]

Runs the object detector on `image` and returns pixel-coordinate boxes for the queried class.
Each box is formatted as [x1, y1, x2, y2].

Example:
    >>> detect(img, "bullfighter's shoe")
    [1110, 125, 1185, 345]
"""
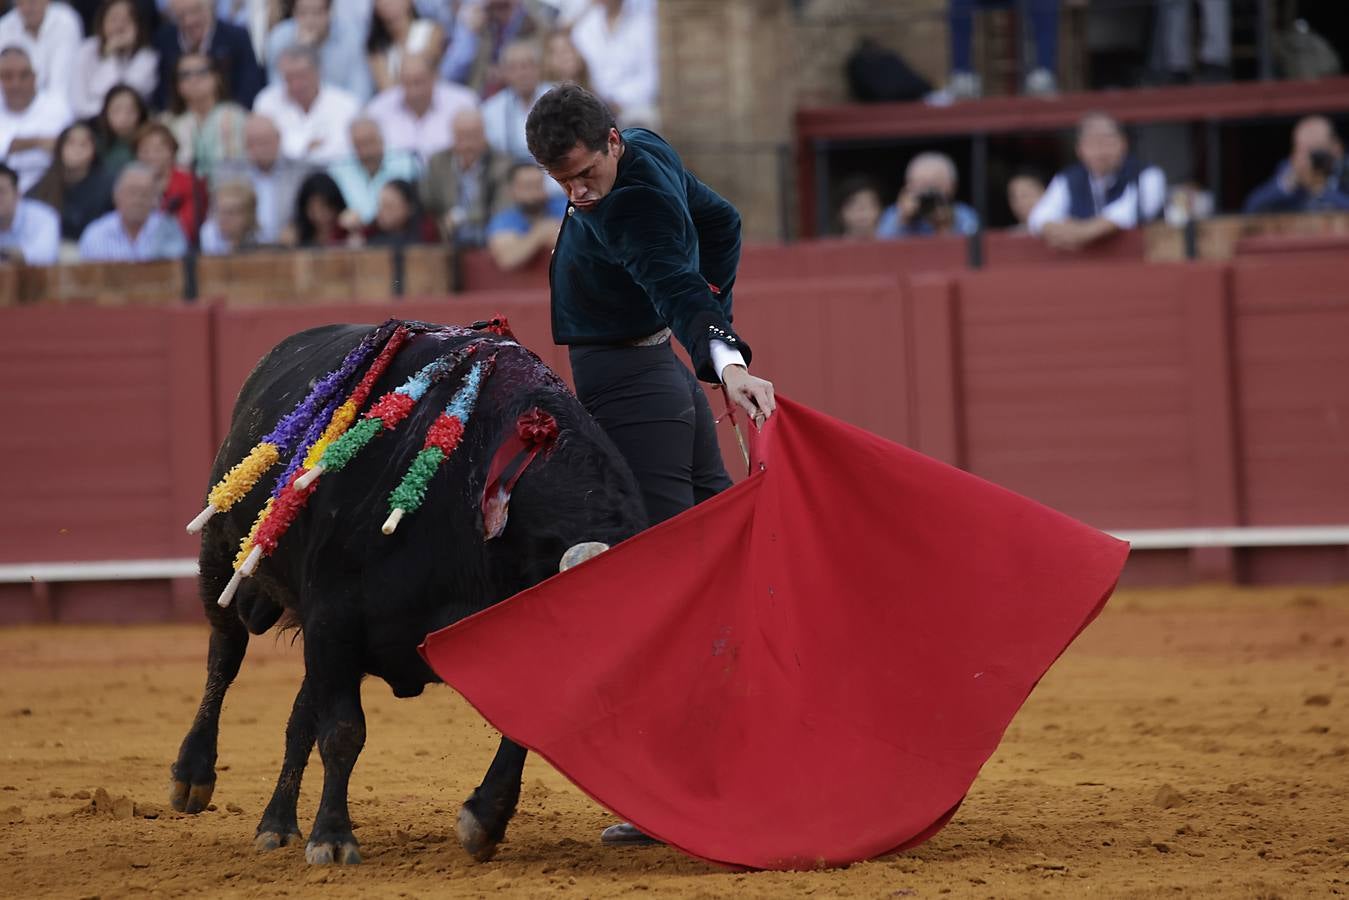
[600, 822, 662, 846]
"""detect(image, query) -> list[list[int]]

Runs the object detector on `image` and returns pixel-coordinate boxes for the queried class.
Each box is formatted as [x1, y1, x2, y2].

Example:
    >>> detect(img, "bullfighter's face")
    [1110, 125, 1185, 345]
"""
[543, 128, 623, 212]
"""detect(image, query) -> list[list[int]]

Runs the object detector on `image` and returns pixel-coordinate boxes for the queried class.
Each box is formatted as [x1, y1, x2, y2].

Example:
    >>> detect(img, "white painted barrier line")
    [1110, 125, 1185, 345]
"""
[1, 525, 1347, 584]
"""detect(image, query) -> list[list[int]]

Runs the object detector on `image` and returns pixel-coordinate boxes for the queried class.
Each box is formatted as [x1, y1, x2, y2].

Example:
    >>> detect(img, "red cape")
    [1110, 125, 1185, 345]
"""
[420, 396, 1129, 870]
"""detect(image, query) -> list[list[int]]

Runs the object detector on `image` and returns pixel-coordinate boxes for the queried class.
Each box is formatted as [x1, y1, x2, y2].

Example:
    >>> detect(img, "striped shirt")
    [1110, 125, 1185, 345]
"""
[0, 198, 60, 265]
[77, 209, 188, 262]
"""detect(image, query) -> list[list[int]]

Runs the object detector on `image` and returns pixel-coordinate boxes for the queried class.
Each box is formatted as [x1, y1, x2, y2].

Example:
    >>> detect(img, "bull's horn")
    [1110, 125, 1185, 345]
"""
[559, 541, 609, 573]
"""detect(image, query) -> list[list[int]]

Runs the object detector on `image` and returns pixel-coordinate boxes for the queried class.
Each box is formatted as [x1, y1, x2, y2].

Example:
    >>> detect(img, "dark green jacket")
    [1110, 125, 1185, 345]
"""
[550, 128, 750, 383]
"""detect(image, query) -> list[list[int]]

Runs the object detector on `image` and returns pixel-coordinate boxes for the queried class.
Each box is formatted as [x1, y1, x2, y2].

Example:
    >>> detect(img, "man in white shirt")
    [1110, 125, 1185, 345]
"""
[1027, 112, 1167, 251]
[364, 55, 476, 165]
[0, 46, 72, 193]
[570, 0, 659, 129]
[253, 44, 359, 164]
[328, 117, 420, 224]
[0, 161, 58, 264]
[212, 113, 313, 244]
[264, 0, 372, 102]
[0, 0, 82, 99]
[78, 163, 189, 261]
[481, 38, 551, 162]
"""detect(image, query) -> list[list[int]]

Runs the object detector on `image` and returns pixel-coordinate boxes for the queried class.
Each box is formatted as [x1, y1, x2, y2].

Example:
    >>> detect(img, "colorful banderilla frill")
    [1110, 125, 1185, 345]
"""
[215, 325, 412, 608]
[382, 355, 494, 536]
[186, 320, 405, 534]
[295, 342, 484, 492]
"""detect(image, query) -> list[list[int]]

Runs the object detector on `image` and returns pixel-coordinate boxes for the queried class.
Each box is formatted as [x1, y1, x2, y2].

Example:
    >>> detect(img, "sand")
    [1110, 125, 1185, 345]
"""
[2, 585, 1347, 899]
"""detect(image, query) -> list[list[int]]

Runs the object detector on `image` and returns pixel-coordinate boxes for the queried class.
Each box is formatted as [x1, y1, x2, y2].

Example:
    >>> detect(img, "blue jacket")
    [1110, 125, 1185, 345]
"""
[550, 128, 748, 383]
[153, 19, 265, 110]
[1242, 161, 1349, 214]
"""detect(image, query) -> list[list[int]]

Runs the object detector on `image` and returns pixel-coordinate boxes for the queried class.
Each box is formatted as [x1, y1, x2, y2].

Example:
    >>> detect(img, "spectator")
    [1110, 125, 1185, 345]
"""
[152, 0, 263, 109]
[78, 161, 187, 258]
[938, 0, 1058, 100]
[366, 0, 444, 93]
[1028, 112, 1167, 250]
[364, 54, 475, 164]
[27, 121, 114, 249]
[357, 177, 435, 244]
[421, 106, 509, 245]
[327, 116, 418, 224]
[69, 0, 158, 118]
[212, 113, 310, 243]
[1243, 115, 1349, 214]
[877, 152, 979, 238]
[486, 160, 563, 271]
[570, 0, 658, 128]
[287, 168, 349, 246]
[542, 27, 588, 91]
[1151, 0, 1230, 84]
[481, 38, 549, 161]
[265, 0, 372, 102]
[0, 46, 73, 192]
[254, 44, 359, 163]
[0, 161, 60, 264]
[198, 176, 257, 252]
[134, 119, 206, 240]
[835, 176, 882, 240]
[1006, 170, 1045, 230]
[164, 51, 245, 179]
[213, 0, 271, 63]
[0, 0, 84, 99]
[440, 0, 544, 94]
[90, 81, 148, 176]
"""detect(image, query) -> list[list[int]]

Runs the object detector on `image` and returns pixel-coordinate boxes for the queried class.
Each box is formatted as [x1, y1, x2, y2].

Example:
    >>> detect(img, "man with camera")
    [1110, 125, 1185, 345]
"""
[876, 152, 979, 238]
[1243, 115, 1349, 214]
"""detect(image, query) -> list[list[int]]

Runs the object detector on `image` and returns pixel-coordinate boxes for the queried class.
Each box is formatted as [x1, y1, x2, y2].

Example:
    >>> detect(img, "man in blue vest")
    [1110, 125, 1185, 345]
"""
[525, 83, 776, 845]
[1028, 112, 1167, 251]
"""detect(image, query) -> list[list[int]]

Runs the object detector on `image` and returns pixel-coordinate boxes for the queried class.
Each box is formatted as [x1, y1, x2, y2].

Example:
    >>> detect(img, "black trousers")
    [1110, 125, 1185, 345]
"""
[570, 341, 732, 526]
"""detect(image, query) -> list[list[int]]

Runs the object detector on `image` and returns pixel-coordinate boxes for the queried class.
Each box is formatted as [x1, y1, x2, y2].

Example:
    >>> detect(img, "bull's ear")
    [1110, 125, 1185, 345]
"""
[559, 541, 609, 573]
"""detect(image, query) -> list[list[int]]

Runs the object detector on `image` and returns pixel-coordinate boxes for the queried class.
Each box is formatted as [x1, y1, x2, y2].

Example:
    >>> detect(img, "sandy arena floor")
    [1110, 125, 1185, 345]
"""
[2, 585, 1347, 899]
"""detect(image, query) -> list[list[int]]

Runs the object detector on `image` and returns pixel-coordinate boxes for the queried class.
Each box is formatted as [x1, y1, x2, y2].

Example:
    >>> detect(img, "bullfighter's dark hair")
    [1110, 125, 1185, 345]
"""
[525, 83, 618, 169]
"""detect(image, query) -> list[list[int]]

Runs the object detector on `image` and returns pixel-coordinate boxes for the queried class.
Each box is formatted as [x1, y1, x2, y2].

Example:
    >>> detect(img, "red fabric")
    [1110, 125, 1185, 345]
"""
[421, 396, 1128, 870]
[481, 408, 559, 539]
[161, 168, 206, 240]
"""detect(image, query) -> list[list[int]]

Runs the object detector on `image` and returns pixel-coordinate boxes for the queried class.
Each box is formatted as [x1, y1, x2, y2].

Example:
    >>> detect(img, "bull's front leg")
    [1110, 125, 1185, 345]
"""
[303, 636, 366, 865]
[458, 736, 528, 862]
[254, 676, 316, 851]
[170, 557, 249, 814]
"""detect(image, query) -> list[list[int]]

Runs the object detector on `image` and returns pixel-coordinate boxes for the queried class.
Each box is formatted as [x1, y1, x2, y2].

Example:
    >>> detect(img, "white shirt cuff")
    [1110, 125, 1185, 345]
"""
[710, 339, 746, 382]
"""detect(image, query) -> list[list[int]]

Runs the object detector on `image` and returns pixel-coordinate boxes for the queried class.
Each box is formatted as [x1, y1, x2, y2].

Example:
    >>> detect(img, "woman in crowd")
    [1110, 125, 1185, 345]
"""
[835, 176, 883, 240]
[26, 122, 115, 258]
[134, 121, 207, 243]
[290, 171, 352, 247]
[164, 52, 247, 181]
[199, 179, 260, 255]
[69, 0, 159, 119]
[357, 178, 436, 246]
[542, 29, 589, 91]
[366, 0, 445, 92]
[90, 84, 150, 179]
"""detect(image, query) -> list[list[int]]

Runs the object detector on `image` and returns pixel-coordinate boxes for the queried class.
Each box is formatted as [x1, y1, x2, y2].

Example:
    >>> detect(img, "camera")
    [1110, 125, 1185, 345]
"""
[1309, 149, 1336, 177]
[913, 190, 949, 222]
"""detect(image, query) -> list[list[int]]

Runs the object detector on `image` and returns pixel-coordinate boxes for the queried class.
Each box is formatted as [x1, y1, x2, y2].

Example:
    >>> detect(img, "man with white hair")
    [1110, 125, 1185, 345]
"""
[328, 116, 419, 224]
[481, 38, 550, 161]
[212, 113, 313, 243]
[253, 44, 359, 163]
[0, 46, 72, 192]
[0, 0, 83, 98]
[365, 54, 476, 164]
[153, 0, 264, 109]
[264, 0, 372, 101]
[876, 151, 979, 238]
[422, 106, 510, 245]
[78, 163, 188, 260]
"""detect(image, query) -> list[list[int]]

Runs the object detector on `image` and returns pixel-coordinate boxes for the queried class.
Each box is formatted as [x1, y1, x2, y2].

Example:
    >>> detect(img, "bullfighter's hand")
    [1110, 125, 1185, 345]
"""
[722, 365, 776, 427]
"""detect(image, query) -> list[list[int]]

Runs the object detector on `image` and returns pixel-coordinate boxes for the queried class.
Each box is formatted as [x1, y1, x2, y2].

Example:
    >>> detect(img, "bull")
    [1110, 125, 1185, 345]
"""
[169, 321, 646, 864]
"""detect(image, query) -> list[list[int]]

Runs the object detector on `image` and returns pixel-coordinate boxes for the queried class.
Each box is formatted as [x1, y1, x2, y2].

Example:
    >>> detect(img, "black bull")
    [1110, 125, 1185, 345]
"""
[170, 323, 646, 864]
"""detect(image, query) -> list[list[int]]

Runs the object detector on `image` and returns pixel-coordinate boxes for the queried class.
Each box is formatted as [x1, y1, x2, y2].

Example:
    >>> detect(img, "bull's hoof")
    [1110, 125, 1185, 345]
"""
[457, 805, 500, 862]
[254, 829, 303, 852]
[169, 780, 215, 814]
[305, 837, 361, 865]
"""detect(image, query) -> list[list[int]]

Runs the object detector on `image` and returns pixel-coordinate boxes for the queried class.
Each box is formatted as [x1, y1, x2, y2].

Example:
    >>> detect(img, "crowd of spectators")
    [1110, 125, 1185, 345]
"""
[0, 0, 659, 268]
